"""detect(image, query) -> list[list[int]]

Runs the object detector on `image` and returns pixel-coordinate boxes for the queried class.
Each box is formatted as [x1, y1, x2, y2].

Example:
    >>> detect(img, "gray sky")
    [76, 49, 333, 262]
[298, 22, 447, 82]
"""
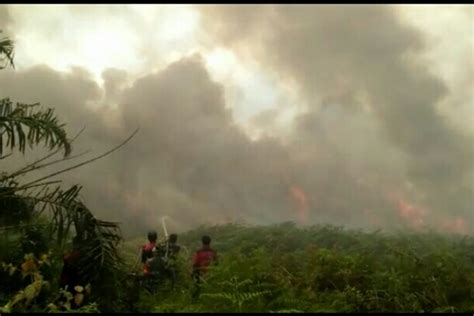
[0, 5, 472, 236]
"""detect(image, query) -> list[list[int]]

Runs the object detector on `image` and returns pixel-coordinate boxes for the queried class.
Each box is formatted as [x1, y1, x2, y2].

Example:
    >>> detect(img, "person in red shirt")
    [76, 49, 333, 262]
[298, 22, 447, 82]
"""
[191, 235, 217, 298]
[141, 231, 158, 276]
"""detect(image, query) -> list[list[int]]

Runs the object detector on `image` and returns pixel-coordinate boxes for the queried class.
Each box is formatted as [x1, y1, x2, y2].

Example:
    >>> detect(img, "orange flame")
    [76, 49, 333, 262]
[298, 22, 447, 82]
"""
[439, 217, 468, 235]
[397, 199, 426, 229]
[387, 191, 469, 235]
[289, 185, 309, 224]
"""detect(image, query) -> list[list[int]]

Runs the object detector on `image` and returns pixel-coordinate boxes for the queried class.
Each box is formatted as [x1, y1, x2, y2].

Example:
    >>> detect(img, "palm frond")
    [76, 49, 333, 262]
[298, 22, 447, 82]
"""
[1, 127, 87, 182]
[10, 128, 138, 192]
[0, 32, 14, 69]
[0, 99, 71, 157]
[0, 29, 131, 312]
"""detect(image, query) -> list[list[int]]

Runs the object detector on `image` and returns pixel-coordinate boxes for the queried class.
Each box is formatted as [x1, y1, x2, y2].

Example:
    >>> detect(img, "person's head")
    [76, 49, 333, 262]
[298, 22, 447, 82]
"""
[169, 233, 178, 243]
[148, 231, 158, 242]
[201, 235, 211, 246]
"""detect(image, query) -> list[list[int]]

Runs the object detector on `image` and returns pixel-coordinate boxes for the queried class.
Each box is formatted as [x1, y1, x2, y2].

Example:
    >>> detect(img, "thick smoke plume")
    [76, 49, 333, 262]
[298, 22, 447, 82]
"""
[199, 4, 474, 232]
[0, 5, 472, 236]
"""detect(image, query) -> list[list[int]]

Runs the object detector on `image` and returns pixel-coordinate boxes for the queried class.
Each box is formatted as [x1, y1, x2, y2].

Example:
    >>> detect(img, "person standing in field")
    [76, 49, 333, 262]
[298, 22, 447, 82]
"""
[59, 235, 89, 309]
[150, 233, 182, 288]
[141, 231, 158, 276]
[166, 233, 181, 261]
[191, 235, 217, 298]
[163, 233, 181, 287]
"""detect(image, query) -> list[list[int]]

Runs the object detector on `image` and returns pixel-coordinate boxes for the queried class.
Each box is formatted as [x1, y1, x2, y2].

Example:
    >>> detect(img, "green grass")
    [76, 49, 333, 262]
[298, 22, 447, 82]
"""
[121, 222, 474, 313]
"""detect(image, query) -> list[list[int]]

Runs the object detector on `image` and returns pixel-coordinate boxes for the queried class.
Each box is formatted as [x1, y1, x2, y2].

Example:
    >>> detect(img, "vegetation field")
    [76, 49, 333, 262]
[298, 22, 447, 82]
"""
[123, 223, 474, 313]
[3, 222, 474, 313]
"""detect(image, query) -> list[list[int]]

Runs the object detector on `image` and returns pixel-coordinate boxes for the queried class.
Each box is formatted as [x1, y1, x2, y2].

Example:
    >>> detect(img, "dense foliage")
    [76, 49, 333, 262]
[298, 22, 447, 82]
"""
[123, 222, 474, 313]
[3, 221, 474, 312]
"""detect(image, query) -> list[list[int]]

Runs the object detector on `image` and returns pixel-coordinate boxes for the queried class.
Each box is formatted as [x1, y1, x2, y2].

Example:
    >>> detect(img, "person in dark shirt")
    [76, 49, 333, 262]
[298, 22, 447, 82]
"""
[162, 233, 181, 287]
[59, 236, 85, 309]
[166, 233, 181, 261]
[60, 236, 82, 291]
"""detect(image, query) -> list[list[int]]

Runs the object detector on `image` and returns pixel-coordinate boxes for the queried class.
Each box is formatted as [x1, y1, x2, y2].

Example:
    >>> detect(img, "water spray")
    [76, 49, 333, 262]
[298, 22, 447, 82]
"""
[162, 216, 169, 239]
[162, 216, 169, 261]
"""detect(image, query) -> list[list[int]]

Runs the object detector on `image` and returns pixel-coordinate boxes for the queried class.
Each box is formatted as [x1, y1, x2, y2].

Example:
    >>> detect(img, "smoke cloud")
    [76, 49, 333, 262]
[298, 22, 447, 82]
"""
[199, 4, 474, 231]
[0, 5, 472, 236]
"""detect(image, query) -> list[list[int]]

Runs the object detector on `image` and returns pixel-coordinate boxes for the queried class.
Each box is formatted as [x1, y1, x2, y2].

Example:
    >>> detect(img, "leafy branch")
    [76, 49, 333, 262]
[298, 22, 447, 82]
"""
[0, 31, 14, 69]
[0, 99, 72, 157]
[201, 276, 272, 312]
